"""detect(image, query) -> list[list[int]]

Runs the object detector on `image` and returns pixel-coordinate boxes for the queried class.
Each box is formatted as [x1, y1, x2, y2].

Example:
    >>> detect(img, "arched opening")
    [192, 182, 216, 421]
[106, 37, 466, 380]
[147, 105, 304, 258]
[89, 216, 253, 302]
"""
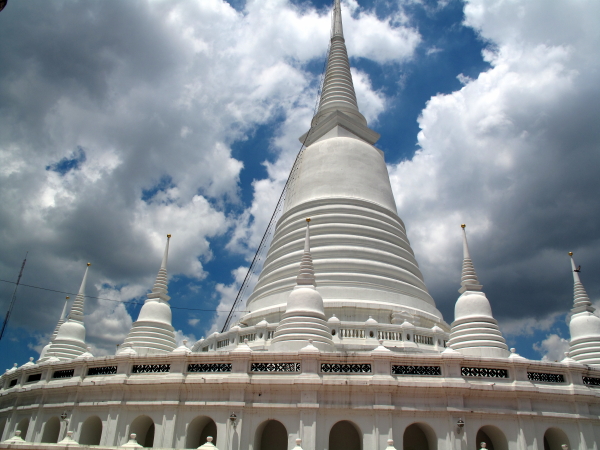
[0, 418, 7, 441]
[543, 427, 570, 450]
[80, 416, 103, 446]
[403, 423, 437, 450]
[16, 418, 30, 440]
[186, 416, 217, 448]
[476, 425, 508, 450]
[130, 415, 155, 448]
[329, 420, 361, 450]
[255, 419, 287, 450]
[41, 416, 61, 443]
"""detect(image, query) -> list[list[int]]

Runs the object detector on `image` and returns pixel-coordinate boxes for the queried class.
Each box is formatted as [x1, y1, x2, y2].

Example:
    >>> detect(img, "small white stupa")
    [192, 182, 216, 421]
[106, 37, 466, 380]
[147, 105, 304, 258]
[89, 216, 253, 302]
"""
[566, 252, 600, 366]
[119, 234, 176, 355]
[447, 225, 509, 358]
[39, 296, 70, 360]
[271, 219, 335, 352]
[42, 264, 92, 360]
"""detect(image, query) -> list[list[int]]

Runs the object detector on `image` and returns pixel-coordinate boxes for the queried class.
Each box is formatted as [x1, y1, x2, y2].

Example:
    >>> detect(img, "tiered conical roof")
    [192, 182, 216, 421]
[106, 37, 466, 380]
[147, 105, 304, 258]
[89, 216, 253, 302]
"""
[43, 264, 92, 360]
[448, 225, 509, 358]
[119, 235, 176, 355]
[243, 0, 445, 332]
[567, 252, 600, 366]
[271, 219, 335, 352]
[38, 297, 70, 360]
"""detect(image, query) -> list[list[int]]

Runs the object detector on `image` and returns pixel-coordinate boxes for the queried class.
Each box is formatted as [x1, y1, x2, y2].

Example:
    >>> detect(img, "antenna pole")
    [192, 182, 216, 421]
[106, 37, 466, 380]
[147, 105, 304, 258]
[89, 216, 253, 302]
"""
[0, 252, 28, 340]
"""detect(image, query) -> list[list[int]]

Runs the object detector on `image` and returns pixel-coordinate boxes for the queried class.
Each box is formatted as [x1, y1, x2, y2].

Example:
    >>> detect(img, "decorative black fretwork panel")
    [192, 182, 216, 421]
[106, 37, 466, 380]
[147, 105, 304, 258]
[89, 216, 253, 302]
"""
[188, 363, 232, 373]
[52, 369, 75, 379]
[132, 364, 170, 374]
[321, 363, 372, 373]
[461, 367, 508, 378]
[87, 366, 118, 376]
[8, 379, 18, 387]
[392, 365, 441, 376]
[583, 376, 600, 386]
[26, 373, 42, 383]
[527, 372, 564, 383]
[251, 363, 300, 372]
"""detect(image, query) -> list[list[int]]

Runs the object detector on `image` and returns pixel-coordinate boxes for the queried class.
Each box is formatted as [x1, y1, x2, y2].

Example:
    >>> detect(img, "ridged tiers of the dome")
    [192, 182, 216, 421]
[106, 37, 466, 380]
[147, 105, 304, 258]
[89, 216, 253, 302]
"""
[243, 138, 443, 327]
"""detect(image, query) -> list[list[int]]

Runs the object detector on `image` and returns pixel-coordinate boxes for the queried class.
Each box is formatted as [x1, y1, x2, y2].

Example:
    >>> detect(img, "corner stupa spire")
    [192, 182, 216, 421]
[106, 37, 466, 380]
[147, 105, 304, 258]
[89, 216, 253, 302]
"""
[566, 252, 600, 366]
[51, 297, 70, 341]
[271, 219, 335, 352]
[299, 0, 380, 146]
[41, 264, 92, 361]
[119, 234, 176, 355]
[448, 224, 509, 358]
[459, 224, 483, 293]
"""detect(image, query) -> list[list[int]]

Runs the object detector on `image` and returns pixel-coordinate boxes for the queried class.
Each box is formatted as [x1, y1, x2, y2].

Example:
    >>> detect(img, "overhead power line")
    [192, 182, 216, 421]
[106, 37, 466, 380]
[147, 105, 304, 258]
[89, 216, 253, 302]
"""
[0, 278, 247, 313]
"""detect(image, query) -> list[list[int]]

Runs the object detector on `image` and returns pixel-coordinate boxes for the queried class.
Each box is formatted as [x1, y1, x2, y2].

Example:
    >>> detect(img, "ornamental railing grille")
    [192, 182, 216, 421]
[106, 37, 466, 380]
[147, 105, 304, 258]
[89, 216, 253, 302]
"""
[201, 346, 209, 352]
[392, 365, 441, 376]
[8, 379, 18, 387]
[321, 363, 372, 373]
[414, 334, 434, 345]
[188, 363, 232, 373]
[87, 366, 118, 376]
[378, 331, 402, 341]
[461, 367, 508, 378]
[217, 339, 230, 349]
[527, 372, 564, 383]
[340, 329, 365, 339]
[583, 376, 600, 386]
[52, 369, 75, 379]
[131, 364, 170, 374]
[240, 333, 256, 342]
[26, 373, 42, 383]
[251, 363, 300, 373]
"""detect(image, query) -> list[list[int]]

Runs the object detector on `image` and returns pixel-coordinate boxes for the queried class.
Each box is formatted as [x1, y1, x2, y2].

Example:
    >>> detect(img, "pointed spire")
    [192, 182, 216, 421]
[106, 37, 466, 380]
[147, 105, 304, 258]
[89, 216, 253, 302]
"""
[569, 252, 593, 311]
[332, 0, 343, 37]
[148, 234, 171, 302]
[459, 225, 483, 293]
[119, 234, 176, 354]
[68, 263, 90, 322]
[297, 219, 316, 287]
[50, 297, 70, 341]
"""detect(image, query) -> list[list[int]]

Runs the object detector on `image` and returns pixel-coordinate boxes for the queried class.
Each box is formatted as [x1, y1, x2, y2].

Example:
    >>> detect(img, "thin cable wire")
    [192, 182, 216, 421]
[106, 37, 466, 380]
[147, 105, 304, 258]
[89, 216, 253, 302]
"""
[0, 278, 248, 313]
[220, 38, 332, 332]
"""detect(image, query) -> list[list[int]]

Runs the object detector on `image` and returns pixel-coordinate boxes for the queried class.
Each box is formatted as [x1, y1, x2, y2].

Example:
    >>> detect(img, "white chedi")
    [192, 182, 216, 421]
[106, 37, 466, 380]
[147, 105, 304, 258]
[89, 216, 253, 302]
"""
[271, 219, 335, 352]
[42, 264, 93, 361]
[120, 235, 177, 355]
[448, 225, 509, 358]
[567, 252, 600, 366]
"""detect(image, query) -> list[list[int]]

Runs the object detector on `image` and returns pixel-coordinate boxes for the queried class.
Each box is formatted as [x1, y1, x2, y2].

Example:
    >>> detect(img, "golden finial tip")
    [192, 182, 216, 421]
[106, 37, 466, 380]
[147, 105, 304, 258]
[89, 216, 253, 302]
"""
[461, 224, 466, 228]
[306, 218, 311, 223]
[569, 252, 573, 256]
[66, 296, 70, 299]
[87, 262, 91, 266]
[167, 234, 171, 238]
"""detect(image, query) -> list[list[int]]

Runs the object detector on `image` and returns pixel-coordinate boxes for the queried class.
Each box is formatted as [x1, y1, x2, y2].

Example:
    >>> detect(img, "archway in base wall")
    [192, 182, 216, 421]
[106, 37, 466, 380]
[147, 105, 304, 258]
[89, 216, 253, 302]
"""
[254, 419, 288, 450]
[41, 416, 61, 443]
[185, 416, 217, 448]
[404, 423, 437, 450]
[476, 425, 508, 450]
[0, 418, 7, 441]
[80, 416, 103, 446]
[16, 418, 30, 440]
[329, 420, 361, 450]
[130, 415, 155, 448]
[543, 427, 570, 450]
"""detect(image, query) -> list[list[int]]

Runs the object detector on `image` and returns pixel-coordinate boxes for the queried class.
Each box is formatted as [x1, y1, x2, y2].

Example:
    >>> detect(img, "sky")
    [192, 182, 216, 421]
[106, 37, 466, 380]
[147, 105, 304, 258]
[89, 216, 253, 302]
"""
[1, 0, 599, 368]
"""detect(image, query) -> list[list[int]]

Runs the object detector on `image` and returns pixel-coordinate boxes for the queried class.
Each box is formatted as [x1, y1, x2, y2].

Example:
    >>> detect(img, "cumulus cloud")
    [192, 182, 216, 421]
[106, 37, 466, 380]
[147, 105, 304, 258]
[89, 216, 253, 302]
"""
[534, 334, 570, 362]
[388, 0, 600, 328]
